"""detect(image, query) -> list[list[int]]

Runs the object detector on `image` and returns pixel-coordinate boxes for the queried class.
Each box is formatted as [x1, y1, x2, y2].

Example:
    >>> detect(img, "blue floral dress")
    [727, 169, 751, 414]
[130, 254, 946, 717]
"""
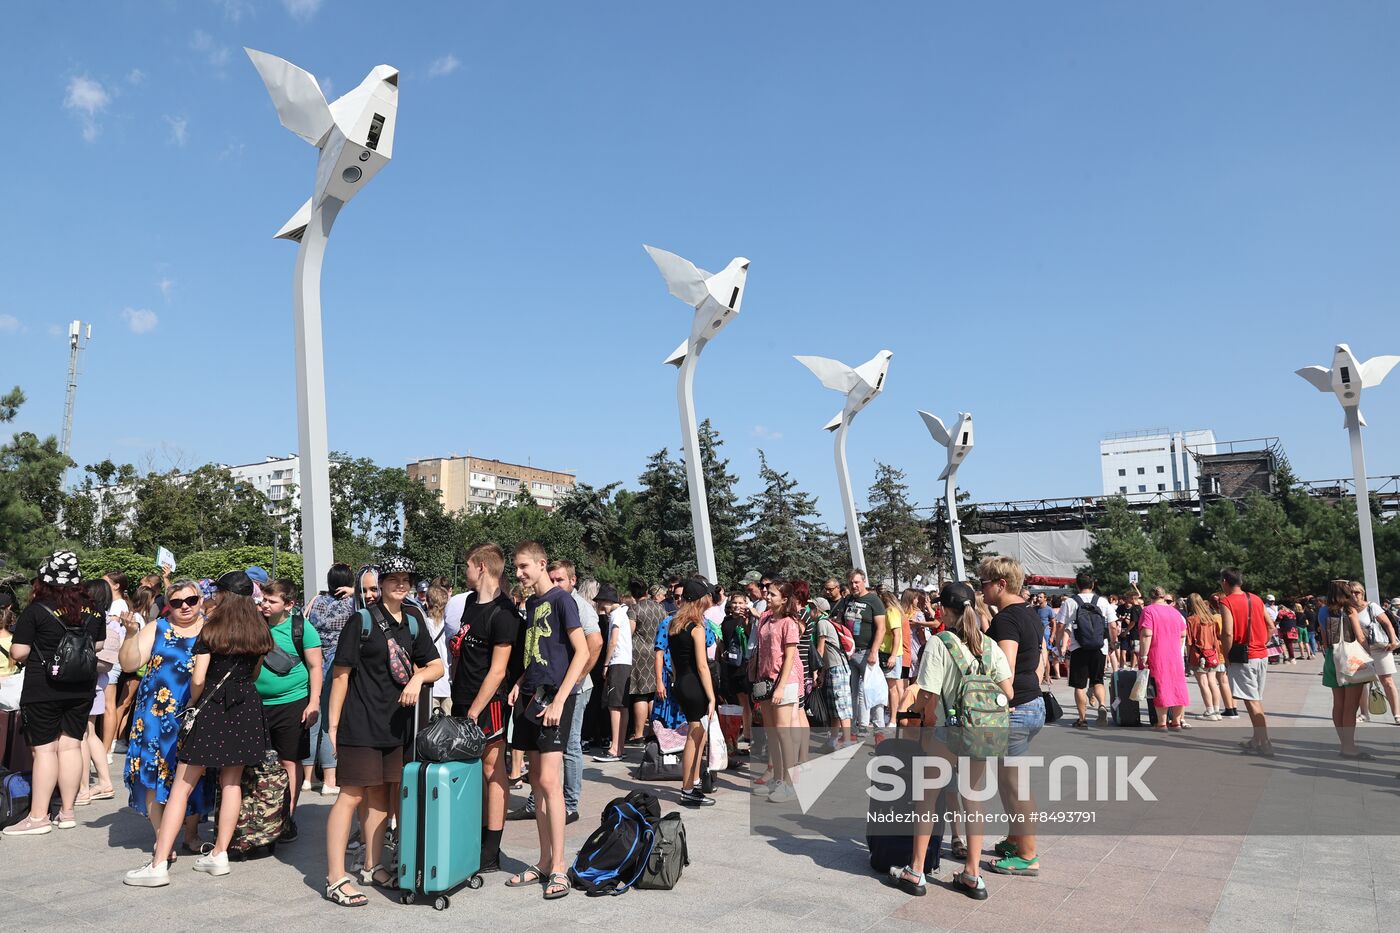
[124, 616, 214, 816]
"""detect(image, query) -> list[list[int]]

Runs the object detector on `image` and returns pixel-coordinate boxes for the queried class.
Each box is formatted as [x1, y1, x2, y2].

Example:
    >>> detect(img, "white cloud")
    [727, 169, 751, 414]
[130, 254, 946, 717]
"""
[751, 425, 784, 441]
[190, 30, 231, 69]
[0, 314, 20, 334]
[427, 54, 461, 78]
[127, 68, 145, 85]
[47, 324, 64, 337]
[156, 277, 176, 302]
[165, 115, 189, 146]
[219, 0, 255, 22]
[283, 0, 323, 21]
[64, 75, 111, 142]
[121, 308, 159, 334]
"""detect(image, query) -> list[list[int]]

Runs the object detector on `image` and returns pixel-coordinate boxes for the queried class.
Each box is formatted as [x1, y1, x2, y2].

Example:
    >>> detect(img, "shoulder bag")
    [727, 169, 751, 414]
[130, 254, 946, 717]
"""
[178, 669, 233, 743]
[1226, 597, 1252, 665]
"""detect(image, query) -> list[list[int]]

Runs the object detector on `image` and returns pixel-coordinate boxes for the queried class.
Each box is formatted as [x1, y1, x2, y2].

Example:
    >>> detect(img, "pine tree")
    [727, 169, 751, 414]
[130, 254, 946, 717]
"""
[627, 448, 693, 581]
[1082, 497, 1172, 594]
[740, 450, 833, 582]
[861, 462, 930, 587]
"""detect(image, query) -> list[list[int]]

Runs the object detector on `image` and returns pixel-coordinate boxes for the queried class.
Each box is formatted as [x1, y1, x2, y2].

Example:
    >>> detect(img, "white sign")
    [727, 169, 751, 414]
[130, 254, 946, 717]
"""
[157, 547, 176, 573]
[1128, 571, 1139, 586]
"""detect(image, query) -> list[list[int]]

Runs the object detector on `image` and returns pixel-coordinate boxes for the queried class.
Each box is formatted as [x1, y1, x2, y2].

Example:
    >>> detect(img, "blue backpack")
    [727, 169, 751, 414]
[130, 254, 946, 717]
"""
[0, 769, 32, 829]
[568, 791, 660, 895]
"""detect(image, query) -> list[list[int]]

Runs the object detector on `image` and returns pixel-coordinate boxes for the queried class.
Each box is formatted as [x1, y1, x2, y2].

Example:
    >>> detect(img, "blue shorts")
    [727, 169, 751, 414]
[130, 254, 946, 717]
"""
[1006, 696, 1046, 757]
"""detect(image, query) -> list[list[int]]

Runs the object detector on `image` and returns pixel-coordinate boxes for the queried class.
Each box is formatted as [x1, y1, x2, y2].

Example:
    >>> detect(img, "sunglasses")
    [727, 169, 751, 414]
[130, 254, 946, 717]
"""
[168, 595, 199, 609]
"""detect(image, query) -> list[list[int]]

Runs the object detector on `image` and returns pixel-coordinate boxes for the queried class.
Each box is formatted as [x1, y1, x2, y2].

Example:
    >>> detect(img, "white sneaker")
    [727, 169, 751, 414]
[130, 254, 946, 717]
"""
[301, 779, 313, 791]
[124, 861, 171, 887]
[193, 851, 230, 876]
[768, 783, 797, 804]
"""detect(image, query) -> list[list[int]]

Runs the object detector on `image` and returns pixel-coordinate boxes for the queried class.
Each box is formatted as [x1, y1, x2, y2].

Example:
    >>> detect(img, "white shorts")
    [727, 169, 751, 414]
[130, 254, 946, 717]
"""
[1228, 658, 1268, 702]
[773, 682, 800, 706]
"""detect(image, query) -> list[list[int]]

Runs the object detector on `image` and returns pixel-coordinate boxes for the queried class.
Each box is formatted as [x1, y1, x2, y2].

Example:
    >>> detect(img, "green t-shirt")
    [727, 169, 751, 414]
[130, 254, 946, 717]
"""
[254, 615, 322, 706]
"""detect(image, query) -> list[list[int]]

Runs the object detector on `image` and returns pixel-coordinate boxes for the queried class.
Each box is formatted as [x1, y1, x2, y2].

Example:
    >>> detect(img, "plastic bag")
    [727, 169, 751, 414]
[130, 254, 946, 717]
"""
[863, 669, 889, 710]
[699, 713, 728, 772]
[1129, 668, 1150, 703]
[415, 709, 486, 762]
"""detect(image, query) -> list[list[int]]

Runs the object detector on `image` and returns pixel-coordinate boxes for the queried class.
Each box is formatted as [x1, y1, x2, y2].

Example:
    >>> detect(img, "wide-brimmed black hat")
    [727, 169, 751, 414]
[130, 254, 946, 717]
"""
[595, 584, 620, 604]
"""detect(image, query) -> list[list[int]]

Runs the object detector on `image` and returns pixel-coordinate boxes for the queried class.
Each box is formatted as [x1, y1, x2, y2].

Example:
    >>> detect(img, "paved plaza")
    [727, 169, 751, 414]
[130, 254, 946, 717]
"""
[6, 656, 1395, 932]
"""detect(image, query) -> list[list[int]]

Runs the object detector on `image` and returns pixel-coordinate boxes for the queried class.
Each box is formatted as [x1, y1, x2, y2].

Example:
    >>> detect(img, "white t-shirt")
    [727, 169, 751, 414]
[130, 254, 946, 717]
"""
[1059, 593, 1116, 655]
[442, 591, 471, 642]
[607, 605, 633, 666]
[571, 591, 600, 695]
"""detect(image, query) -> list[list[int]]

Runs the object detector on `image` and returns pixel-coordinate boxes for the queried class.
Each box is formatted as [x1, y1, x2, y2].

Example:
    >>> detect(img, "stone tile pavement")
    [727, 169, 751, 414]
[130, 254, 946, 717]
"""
[4, 655, 1394, 932]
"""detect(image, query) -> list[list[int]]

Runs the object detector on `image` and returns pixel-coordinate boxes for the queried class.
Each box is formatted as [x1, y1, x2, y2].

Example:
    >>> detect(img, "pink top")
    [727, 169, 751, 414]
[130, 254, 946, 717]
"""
[1139, 602, 1189, 707]
[758, 614, 804, 687]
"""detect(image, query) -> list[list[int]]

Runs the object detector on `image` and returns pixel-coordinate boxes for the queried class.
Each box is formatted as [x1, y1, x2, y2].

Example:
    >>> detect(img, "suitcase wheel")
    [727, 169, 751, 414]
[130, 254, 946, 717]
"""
[399, 891, 415, 906]
[467, 874, 484, 890]
[433, 895, 450, 911]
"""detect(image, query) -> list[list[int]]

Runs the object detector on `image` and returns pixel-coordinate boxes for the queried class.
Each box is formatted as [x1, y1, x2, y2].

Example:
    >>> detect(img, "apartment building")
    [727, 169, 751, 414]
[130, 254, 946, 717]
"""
[406, 455, 576, 514]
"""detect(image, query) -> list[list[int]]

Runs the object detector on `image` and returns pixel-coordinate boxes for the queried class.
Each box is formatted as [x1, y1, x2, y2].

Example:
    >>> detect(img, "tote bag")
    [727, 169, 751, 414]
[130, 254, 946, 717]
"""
[1333, 635, 1377, 686]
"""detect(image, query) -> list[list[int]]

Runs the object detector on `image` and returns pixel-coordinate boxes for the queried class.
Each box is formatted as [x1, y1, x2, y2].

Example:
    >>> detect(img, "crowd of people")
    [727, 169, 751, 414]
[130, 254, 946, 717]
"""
[2, 545, 1398, 909]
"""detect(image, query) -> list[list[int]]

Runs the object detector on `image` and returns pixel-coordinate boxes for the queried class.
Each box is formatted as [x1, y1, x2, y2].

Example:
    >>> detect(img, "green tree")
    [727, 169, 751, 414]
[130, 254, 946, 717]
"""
[0, 387, 74, 576]
[128, 465, 279, 556]
[1083, 498, 1171, 594]
[740, 450, 833, 582]
[456, 493, 586, 583]
[62, 460, 139, 548]
[924, 488, 985, 585]
[861, 462, 930, 587]
[625, 448, 693, 581]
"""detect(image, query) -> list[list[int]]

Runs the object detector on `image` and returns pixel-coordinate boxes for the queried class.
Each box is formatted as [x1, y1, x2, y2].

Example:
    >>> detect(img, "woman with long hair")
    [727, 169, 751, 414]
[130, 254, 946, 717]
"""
[1137, 586, 1190, 731]
[3, 552, 107, 837]
[124, 572, 275, 886]
[78, 578, 116, 805]
[667, 579, 718, 807]
[1321, 580, 1372, 758]
[1185, 593, 1223, 721]
[104, 585, 156, 762]
[896, 581, 1013, 899]
[756, 580, 805, 805]
[1350, 580, 1399, 723]
[876, 587, 904, 732]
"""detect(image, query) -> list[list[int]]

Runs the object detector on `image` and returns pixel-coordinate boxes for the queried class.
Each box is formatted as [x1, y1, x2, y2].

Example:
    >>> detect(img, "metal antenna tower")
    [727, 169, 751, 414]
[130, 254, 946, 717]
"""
[60, 320, 91, 457]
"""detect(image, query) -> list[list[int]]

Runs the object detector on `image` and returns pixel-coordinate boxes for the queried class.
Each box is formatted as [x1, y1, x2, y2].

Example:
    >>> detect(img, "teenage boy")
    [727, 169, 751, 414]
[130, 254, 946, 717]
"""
[592, 584, 633, 763]
[254, 579, 324, 843]
[504, 542, 589, 901]
[449, 543, 520, 873]
[324, 556, 443, 907]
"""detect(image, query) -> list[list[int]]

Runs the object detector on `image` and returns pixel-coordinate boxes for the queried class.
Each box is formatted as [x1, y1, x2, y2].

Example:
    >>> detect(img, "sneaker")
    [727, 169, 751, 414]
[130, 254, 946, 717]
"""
[1207, 711, 1224, 721]
[301, 778, 313, 791]
[1222, 708, 1240, 718]
[565, 811, 580, 825]
[679, 788, 716, 807]
[279, 817, 299, 843]
[1096, 705, 1108, 723]
[506, 805, 536, 822]
[591, 752, 622, 763]
[193, 850, 230, 876]
[624, 737, 646, 748]
[320, 784, 340, 797]
[768, 783, 797, 804]
[124, 861, 171, 887]
[3, 815, 54, 836]
[52, 811, 77, 829]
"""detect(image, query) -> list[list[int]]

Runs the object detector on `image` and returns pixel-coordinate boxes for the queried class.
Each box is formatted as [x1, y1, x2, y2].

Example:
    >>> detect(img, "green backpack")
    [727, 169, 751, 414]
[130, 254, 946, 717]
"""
[935, 631, 1010, 759]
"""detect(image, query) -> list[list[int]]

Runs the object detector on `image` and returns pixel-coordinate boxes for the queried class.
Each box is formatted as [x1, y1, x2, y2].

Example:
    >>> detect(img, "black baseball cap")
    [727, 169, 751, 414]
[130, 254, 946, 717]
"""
[214, 570, 255, 597]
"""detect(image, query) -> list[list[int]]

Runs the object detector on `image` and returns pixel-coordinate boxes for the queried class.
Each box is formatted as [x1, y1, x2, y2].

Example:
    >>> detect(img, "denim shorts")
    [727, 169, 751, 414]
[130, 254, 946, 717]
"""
[1006, 696, 1046, 757]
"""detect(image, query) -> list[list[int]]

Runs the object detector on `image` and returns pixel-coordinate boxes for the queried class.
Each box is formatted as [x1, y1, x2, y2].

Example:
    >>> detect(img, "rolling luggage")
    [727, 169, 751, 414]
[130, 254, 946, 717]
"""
[397, 759, 484, 910]
[0, 709, 33, 772]
[866, 736, 940, 876]
[1110, 670, 1159, 727]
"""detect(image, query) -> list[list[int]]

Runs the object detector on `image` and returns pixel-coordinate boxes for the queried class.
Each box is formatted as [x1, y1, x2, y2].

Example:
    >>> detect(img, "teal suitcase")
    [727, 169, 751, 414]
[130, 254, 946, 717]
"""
[398, 760, 484, 909]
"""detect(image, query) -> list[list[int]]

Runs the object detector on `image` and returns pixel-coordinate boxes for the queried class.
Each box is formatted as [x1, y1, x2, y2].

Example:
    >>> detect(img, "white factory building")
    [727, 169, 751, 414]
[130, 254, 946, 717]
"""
[1100, 429, 1216, 500]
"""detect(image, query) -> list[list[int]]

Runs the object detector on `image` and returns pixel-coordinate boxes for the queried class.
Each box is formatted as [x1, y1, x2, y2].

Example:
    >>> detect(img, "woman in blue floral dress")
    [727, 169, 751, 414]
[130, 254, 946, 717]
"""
[119, 579, 213, 855]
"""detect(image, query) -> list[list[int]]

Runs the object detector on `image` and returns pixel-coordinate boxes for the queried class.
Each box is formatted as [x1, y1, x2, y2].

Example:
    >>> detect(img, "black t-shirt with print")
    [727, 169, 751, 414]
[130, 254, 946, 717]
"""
[333, 603, 439, 748]
[986, 602, 1044, 709]
[451, 591, 521, 710]
[13, 603, 107, 704]
[835, 593, 885, 651]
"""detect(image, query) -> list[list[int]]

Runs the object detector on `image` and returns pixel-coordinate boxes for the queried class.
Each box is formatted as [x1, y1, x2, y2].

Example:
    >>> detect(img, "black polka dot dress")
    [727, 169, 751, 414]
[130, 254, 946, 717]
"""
[180, 644, 268, 768]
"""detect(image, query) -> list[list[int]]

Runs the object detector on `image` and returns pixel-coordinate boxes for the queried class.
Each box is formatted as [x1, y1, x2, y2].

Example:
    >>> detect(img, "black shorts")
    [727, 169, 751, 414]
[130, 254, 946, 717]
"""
[1068, 648, 1107, 690]
[626, 692, 655, 705]
[719, 664, 750, 703]
[509, 692, 577, 754]
[264, 697, 310, 762]
[472, 697, 508, 744]
[22, 698, 90, 746]
[604, 665, 632, 709]
[338, 744, 403, 788]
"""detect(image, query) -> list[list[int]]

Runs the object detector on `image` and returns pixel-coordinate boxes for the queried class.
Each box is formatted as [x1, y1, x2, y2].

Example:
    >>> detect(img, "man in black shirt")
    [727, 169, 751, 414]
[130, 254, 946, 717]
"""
[449, 543, 519, 873]
[832, 569, 885, 733]
[979, 556, 1045, 878]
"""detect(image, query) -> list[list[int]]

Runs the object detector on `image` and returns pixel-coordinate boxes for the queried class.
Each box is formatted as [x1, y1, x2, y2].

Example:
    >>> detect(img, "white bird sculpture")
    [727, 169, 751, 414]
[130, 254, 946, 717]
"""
[918, 410, 975, 581]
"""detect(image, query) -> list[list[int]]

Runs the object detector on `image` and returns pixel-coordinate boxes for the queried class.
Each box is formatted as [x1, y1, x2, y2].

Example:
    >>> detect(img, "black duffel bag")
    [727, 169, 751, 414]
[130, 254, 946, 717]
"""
[415, 708, 486, 762]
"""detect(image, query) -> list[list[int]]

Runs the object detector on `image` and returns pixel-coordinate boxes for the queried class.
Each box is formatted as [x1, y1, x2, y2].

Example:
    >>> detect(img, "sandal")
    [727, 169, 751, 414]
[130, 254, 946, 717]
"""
[888, 865, 926, 896]
[90, 786, 116, 801]
[955, 871, 988, 900]
[359, 863, 395, 888]
[988, 854, 1040, 876]
[993, 839, 1017, 859]
[1339, 750, 1374, 760]
[951, 838, 968, 860]
[325, 876, 369, 907]
[543, 871, 571, 900]
[506, 865, 546, 888]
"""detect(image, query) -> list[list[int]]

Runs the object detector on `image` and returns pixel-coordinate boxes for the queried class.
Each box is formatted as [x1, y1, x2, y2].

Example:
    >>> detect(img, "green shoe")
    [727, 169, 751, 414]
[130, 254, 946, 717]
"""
[993, 839, 1017, 859]
[988, 854, 1039, 876]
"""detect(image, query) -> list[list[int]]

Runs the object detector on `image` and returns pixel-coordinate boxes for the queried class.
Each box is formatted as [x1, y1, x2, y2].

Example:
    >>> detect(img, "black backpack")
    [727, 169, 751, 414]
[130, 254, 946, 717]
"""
[41, 610, 98, 684]
[636, 812, 689, 890]
[568, 791, 661, 895]
[1072, 596, 1108, 651]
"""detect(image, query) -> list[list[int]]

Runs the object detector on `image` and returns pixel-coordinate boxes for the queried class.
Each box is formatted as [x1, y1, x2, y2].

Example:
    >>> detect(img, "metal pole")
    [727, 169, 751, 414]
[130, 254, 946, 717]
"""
[834, 420, 865, 573]
[292, 199, 341, 607]
[946, 476, 965, 582]
[675, 352, 716, 581]
[60, 322, 88, 458]
[1347, 412, 1381, 605]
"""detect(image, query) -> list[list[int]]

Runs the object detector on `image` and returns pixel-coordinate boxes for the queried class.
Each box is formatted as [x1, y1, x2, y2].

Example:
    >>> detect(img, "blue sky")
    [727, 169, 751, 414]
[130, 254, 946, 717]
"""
[4, 1, 1400, 526]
